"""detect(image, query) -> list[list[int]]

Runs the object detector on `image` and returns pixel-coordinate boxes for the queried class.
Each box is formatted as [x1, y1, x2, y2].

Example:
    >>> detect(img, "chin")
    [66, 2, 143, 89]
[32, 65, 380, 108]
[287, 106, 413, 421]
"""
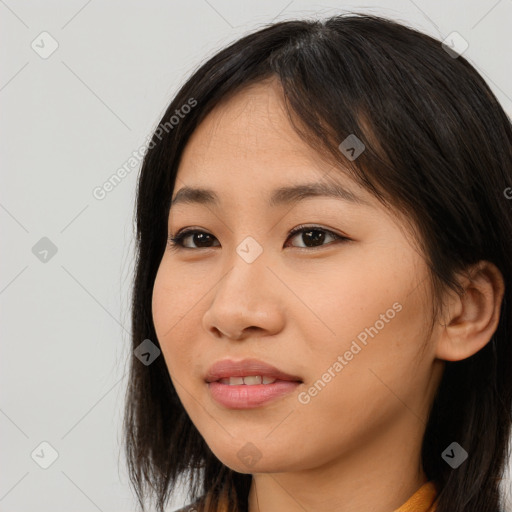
[205, 439, 296, 474]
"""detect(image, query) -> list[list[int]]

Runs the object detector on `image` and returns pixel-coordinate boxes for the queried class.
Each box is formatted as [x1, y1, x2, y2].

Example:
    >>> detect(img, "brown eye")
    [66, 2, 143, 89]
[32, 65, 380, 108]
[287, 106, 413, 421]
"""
[168, 230, 220, 249]
[287, 227, 339, 248]
[285, 225, 349, 249]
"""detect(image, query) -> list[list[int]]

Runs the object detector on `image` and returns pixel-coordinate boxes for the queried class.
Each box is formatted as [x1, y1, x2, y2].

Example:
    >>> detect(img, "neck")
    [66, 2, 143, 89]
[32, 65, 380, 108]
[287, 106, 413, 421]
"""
[247, 413, 429, 512]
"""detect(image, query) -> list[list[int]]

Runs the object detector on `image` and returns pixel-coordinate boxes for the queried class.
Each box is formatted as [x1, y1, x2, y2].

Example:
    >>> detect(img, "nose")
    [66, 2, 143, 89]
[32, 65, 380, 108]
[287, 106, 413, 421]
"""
[202, 253, 285, 341]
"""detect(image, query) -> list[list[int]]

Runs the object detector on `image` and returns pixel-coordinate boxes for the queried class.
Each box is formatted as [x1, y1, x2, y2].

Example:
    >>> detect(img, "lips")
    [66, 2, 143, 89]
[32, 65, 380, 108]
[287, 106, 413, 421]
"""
[204, 358, 303, 384]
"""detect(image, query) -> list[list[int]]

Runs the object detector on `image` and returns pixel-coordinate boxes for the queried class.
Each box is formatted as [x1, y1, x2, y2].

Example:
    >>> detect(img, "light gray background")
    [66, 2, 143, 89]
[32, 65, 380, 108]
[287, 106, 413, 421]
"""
[1, 1, 511, 511]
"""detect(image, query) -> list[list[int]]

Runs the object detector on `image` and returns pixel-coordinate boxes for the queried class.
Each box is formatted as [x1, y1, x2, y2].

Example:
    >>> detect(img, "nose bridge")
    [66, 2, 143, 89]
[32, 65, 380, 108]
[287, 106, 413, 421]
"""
[203, 238, 281, 338]
[220, 236, 269, 306]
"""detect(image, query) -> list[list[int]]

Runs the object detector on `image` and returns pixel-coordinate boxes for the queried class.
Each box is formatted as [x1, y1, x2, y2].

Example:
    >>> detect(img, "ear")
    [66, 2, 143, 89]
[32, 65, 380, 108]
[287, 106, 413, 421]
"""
[435, 261, 505, 362]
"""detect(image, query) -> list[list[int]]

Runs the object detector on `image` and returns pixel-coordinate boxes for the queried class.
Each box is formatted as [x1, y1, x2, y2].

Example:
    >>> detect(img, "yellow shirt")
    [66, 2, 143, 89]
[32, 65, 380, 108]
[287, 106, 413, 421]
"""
[394, 481, 438, 512]
[177, 480, 438, 512]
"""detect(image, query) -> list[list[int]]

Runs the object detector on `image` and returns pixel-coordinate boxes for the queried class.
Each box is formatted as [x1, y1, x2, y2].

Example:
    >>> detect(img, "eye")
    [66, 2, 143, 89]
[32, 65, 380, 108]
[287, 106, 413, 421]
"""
[167, 225, 350, 251]
[286, 225, 349, 248]
[168, 229, 220, 250]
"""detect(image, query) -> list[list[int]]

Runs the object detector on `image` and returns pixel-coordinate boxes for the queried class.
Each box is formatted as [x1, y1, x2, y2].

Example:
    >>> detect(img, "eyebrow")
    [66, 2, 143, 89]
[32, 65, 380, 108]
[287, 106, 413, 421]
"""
[170, 182, 371, 208]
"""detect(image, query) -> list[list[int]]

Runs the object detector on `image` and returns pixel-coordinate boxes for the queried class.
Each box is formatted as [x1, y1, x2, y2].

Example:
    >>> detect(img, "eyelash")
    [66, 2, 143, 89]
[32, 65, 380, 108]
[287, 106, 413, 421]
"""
[167, 224, 350, 252]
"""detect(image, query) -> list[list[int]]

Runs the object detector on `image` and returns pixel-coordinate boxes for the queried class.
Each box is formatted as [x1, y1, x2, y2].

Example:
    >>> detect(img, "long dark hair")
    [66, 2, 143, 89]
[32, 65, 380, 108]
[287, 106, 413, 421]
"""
[123, 12, 512, 512]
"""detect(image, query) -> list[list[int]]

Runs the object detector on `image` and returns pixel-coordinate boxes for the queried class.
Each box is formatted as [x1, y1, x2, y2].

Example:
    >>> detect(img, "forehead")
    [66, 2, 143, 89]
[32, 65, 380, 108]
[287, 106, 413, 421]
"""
[181, 81, 315, 168]
[175, 80, 366, 200]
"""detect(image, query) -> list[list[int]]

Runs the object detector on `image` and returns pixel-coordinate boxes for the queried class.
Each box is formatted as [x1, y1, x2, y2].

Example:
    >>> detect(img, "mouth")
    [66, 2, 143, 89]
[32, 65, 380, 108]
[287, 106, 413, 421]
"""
[204, 358, 303, 384]
[204, 358, 303, 409]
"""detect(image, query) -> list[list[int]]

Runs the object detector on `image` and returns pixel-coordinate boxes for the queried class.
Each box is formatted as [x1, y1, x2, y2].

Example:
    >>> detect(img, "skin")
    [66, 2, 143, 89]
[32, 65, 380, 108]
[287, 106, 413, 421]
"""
[151, 78, 504, 512]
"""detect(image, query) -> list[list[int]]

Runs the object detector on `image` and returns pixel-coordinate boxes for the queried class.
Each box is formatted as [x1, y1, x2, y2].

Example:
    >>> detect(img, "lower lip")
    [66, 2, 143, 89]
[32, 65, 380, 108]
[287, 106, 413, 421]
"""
[207, 380, 301, 409]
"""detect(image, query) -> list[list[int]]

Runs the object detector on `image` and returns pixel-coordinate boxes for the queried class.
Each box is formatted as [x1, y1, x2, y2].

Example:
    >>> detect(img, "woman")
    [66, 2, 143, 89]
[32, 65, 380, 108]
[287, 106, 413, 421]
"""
[123, 12, 512, 512]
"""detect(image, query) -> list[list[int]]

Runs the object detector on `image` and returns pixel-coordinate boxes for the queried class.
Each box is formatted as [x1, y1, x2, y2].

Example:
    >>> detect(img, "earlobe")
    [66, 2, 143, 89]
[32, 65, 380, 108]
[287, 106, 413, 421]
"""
[435, 261, 505, 362]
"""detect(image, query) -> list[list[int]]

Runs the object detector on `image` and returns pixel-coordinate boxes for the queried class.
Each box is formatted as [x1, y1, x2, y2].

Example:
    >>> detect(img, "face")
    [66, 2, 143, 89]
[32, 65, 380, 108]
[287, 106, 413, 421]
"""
[151, 79, 444, 475]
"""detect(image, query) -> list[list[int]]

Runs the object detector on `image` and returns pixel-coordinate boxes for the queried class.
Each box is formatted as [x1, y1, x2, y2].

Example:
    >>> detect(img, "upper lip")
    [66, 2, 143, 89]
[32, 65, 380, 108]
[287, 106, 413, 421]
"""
[205, 358, 303, 383]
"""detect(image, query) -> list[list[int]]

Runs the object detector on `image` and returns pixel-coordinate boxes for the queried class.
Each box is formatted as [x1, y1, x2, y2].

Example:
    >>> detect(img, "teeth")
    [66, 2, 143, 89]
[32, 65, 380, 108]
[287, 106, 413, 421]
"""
[243, 375, 262, 385]
[217, 375, 278, 385]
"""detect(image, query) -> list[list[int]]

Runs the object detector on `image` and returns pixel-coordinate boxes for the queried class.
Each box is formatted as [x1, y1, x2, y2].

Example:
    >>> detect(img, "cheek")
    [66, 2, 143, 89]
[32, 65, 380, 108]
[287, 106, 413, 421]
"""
[151, 265, 173, 345]
[151, 263, 199, 375]
[285, 294, 431, 471]
[295, 254, 431, 408]
[291, 252, 414, 356]
[152, 259, 202, 333]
